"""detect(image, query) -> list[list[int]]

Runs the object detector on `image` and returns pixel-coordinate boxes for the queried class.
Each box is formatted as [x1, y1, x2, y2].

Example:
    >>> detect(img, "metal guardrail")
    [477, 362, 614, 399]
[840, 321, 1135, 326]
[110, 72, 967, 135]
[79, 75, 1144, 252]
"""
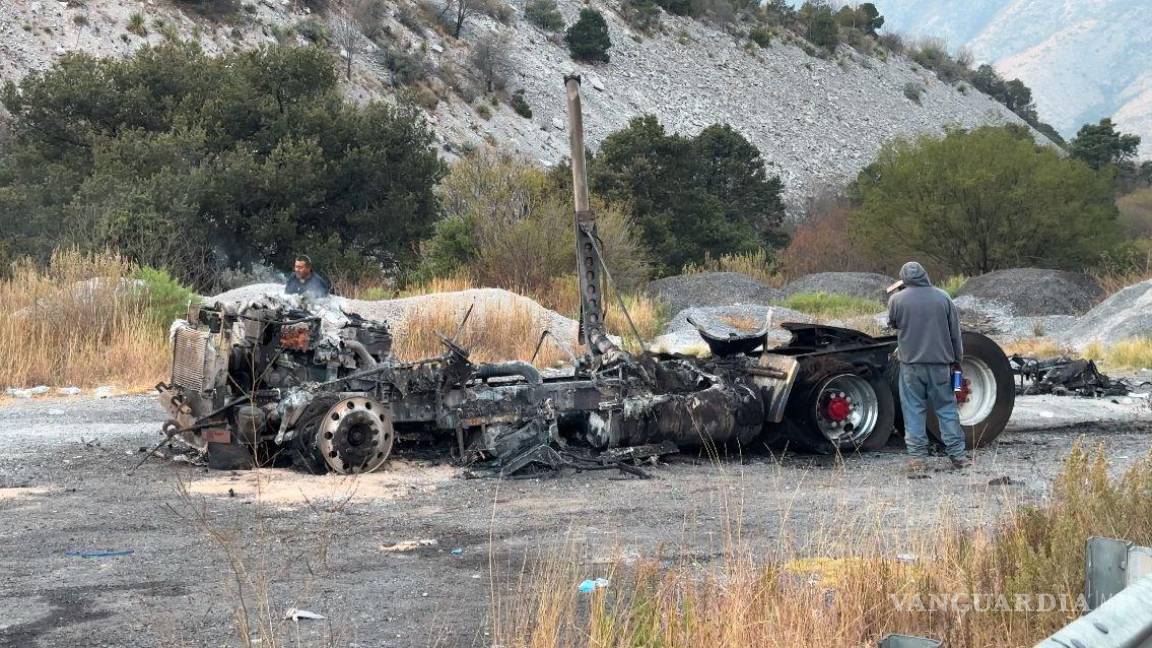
[1034, 537, 1152, 648]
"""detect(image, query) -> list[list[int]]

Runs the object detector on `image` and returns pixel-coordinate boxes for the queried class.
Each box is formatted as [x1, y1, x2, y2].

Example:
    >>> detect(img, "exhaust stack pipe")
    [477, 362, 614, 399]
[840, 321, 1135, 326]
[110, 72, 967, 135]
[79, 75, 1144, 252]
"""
[564, 74, 624, 366]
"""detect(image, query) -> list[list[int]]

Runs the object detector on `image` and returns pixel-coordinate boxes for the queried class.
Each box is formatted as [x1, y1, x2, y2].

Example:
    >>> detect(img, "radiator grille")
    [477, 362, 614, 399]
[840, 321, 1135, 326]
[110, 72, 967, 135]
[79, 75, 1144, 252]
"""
[171, 327, 212, 392]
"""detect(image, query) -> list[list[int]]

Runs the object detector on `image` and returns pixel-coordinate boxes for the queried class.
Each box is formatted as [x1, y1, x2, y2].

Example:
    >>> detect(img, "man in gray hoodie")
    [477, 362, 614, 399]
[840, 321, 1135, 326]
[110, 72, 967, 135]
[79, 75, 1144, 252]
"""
[887, 261, 969, 470]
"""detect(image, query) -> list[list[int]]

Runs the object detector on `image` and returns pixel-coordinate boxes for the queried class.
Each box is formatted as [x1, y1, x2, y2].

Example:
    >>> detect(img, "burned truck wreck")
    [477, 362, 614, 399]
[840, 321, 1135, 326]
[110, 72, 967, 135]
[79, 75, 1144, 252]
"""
[156, 76, 1017, 474]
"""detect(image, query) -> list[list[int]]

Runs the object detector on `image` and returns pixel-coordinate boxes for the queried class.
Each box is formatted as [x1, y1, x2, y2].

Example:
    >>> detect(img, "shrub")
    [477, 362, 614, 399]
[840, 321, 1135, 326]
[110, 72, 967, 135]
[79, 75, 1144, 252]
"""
[782, 292, 882, 319]
[565, 9, 611, 63]
[524, 0, 564, 31]
[748, 25, 772, 48]
[295, 17, 329, 43]
[0, 43, 445, 286]
[939, 275, 967, 298]
[655, 0, 693, 16]
[475, 103, 492, 119]
[126, 12, 147, 37]
[590, 117, 785, 274]
[134, 266, 200, 325]
[853, 126, 1122, 275]
[422, 151, 650, 292]
[510, 89, 532, 118]
[171, 0, 240, 20]
[877, 31, 903, 54]
[804, 5, 838, 51]
[903, 81, 924, 104]
[621, 0, 661, 33]
[378, 45, 429, 85]
[778, 203, 883, 278]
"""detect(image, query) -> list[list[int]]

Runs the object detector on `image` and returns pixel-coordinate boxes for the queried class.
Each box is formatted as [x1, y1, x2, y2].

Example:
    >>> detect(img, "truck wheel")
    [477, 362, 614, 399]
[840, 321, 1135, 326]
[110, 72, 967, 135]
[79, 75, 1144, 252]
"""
[290, 394, 342, 474]
[927, 331, 1015, 448]
[782, 359, 894, 454]
[206, 441, 254, 471]
[292, 394, 395, 475]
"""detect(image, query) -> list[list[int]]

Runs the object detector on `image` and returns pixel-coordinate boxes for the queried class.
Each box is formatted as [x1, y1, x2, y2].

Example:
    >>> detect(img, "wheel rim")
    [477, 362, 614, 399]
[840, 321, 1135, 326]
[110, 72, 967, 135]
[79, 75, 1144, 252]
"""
[957, 357, 997, 426]
[317, 397, 394, 474]
[812, 374, 879, 446]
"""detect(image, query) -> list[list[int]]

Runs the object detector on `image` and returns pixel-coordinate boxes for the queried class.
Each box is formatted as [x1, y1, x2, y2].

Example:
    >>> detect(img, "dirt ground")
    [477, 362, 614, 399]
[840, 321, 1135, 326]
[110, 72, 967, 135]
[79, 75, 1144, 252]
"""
[1, 393, 1150, 648]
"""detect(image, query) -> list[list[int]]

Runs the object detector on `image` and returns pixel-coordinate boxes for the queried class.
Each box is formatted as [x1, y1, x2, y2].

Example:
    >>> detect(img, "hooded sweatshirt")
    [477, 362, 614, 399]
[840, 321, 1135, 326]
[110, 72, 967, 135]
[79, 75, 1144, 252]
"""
[887, 262, 963, 364]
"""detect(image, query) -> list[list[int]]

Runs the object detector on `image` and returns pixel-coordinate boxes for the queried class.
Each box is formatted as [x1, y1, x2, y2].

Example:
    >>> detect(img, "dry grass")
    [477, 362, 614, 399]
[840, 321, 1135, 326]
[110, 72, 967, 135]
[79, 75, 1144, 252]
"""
[391, 295, 574, 367]
[1000, 338, 1077, 359]
[495, 444, 1152, 647]
[1092, 338, 1152, 370]
[681, 249, 783, 287]
[0, 249, 171, 389]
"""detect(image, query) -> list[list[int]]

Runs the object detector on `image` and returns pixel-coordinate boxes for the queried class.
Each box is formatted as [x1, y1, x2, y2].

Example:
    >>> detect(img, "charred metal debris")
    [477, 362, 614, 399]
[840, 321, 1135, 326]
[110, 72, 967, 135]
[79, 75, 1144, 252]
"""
[152, 76, 1017, 477]
[1010, 356, 1150, 398]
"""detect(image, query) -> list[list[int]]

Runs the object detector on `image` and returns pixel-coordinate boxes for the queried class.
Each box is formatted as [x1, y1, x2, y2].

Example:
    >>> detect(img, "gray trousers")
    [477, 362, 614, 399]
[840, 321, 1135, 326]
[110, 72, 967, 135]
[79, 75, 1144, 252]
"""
[898, 363, 966, 459]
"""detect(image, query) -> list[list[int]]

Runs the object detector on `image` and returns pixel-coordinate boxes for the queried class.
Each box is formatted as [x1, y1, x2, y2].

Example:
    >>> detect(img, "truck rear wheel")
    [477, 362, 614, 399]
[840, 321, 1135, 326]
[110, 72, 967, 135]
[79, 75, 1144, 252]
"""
[781, 359, 894, 454]
[926, 331, 1015, 448]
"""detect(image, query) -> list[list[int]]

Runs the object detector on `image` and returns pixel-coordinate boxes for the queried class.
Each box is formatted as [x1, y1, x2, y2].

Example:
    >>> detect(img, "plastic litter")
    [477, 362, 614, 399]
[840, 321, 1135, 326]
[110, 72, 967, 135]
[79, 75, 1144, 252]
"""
[284, 608, 326, 621]
[451, 548, 464, 556]
[578, 578, 610, 593]
[57, 387, 82, 396]
[65, 550, 134, 558]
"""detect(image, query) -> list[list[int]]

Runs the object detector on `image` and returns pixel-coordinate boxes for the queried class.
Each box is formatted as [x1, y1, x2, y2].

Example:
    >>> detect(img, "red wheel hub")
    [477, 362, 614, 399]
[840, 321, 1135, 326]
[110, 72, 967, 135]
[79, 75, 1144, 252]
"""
[823, 395, 852, 422]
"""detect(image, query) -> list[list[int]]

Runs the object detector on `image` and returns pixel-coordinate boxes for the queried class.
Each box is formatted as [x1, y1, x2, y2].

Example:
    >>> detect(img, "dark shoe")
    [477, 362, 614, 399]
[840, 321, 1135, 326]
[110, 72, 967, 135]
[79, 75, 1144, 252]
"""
[949, 457, 971, 470]
[906, 458, 929, 474]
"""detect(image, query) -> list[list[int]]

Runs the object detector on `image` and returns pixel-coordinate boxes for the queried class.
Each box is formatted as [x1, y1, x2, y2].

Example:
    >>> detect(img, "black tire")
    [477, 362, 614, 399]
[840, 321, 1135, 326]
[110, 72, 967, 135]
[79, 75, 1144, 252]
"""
[780, 358, 894, 454]
[926, 331, 1015, 449]
[289, 394, 342, 474]
[206, 441, 254, 471]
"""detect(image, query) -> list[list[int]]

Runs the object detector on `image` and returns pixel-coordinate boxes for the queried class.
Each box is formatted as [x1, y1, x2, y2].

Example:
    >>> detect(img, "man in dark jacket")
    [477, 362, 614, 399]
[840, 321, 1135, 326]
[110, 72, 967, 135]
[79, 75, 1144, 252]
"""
[887, 261, 969, 470]
[285, 255, 331, 299]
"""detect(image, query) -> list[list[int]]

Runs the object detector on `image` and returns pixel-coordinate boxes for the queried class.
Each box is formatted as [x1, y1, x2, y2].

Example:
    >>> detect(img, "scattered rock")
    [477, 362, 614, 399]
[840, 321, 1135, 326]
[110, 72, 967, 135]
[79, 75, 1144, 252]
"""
[780, 272, 895, 302]
[646, 272, 783, 315]
[957, 268, 1103, 316]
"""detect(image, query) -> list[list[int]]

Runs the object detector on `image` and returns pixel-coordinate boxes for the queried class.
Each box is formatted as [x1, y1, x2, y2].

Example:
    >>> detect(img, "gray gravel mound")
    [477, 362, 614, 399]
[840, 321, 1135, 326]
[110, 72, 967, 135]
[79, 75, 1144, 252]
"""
[1056, 280, 1152, 349]
[780, 272, 895, 302]
[646, 272, 783, 314]
[956, 268, 1103, 316]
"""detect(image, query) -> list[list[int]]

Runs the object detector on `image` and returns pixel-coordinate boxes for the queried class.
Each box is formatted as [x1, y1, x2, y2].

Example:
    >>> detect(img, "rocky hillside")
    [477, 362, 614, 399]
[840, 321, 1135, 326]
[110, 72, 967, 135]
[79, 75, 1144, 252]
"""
[0, 0, 1038, 215]
[877, 0, 1152, 158]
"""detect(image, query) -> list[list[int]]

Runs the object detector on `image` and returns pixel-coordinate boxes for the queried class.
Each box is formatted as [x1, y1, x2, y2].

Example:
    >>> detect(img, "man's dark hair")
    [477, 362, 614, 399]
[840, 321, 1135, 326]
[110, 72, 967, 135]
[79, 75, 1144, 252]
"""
[295, 254, 313, 266]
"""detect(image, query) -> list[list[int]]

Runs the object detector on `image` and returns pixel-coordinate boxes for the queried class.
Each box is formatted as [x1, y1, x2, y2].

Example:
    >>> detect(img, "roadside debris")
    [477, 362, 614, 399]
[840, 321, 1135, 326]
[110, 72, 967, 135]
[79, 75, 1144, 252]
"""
[1011, 355, 1148, 397]
[283, 608, 326, 621]
[380, 539, 439, 552]
[5, 385, 50, 399]
[578, 578, 610, 593]
[65, 550, 134, 558]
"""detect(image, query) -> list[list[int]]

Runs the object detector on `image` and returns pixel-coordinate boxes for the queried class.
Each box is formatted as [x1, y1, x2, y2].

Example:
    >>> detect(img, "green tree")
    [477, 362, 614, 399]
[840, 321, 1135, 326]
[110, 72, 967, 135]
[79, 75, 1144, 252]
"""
[852, 126, 1121, 275]
[801, 2, 839, 50]
[565, 9, 612, 63]
[0, 43, 444, 285]
[1069, 118, 1142, 171]
[589, 116, 784, 274]
[524, 0, 564, 31]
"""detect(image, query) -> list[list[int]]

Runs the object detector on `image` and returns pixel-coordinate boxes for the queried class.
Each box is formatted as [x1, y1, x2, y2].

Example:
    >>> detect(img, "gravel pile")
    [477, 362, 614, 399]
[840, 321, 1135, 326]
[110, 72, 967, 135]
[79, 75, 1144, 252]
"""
[650, 304, 814, 354]
[780, 272, 895, 302]
[208, 284, 582, 349]
[646, 272, 783, 315]
[1056, 280, 1152, 349]
[956, 268, 1103, 316]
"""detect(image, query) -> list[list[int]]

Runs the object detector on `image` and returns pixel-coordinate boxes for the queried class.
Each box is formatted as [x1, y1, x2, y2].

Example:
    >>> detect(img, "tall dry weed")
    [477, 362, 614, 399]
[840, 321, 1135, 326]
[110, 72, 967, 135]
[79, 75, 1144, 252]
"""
[495, 443, 1152, 647]
[0, 249, 171, 388]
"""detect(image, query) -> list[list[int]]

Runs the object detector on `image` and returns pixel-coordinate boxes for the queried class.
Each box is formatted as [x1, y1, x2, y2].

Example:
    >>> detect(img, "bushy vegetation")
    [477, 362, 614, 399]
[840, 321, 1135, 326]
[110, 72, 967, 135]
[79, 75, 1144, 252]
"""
[0, 43, 444, 287]
[852, 126, 1121, 275]
[420, 151, 650, 292]
[565, 9, 612, 63]
[590, 116, 786, 275]
[1069, 118, 1151, 194]
[781, 292, 880, 318]
[524, 0, 564, 31]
